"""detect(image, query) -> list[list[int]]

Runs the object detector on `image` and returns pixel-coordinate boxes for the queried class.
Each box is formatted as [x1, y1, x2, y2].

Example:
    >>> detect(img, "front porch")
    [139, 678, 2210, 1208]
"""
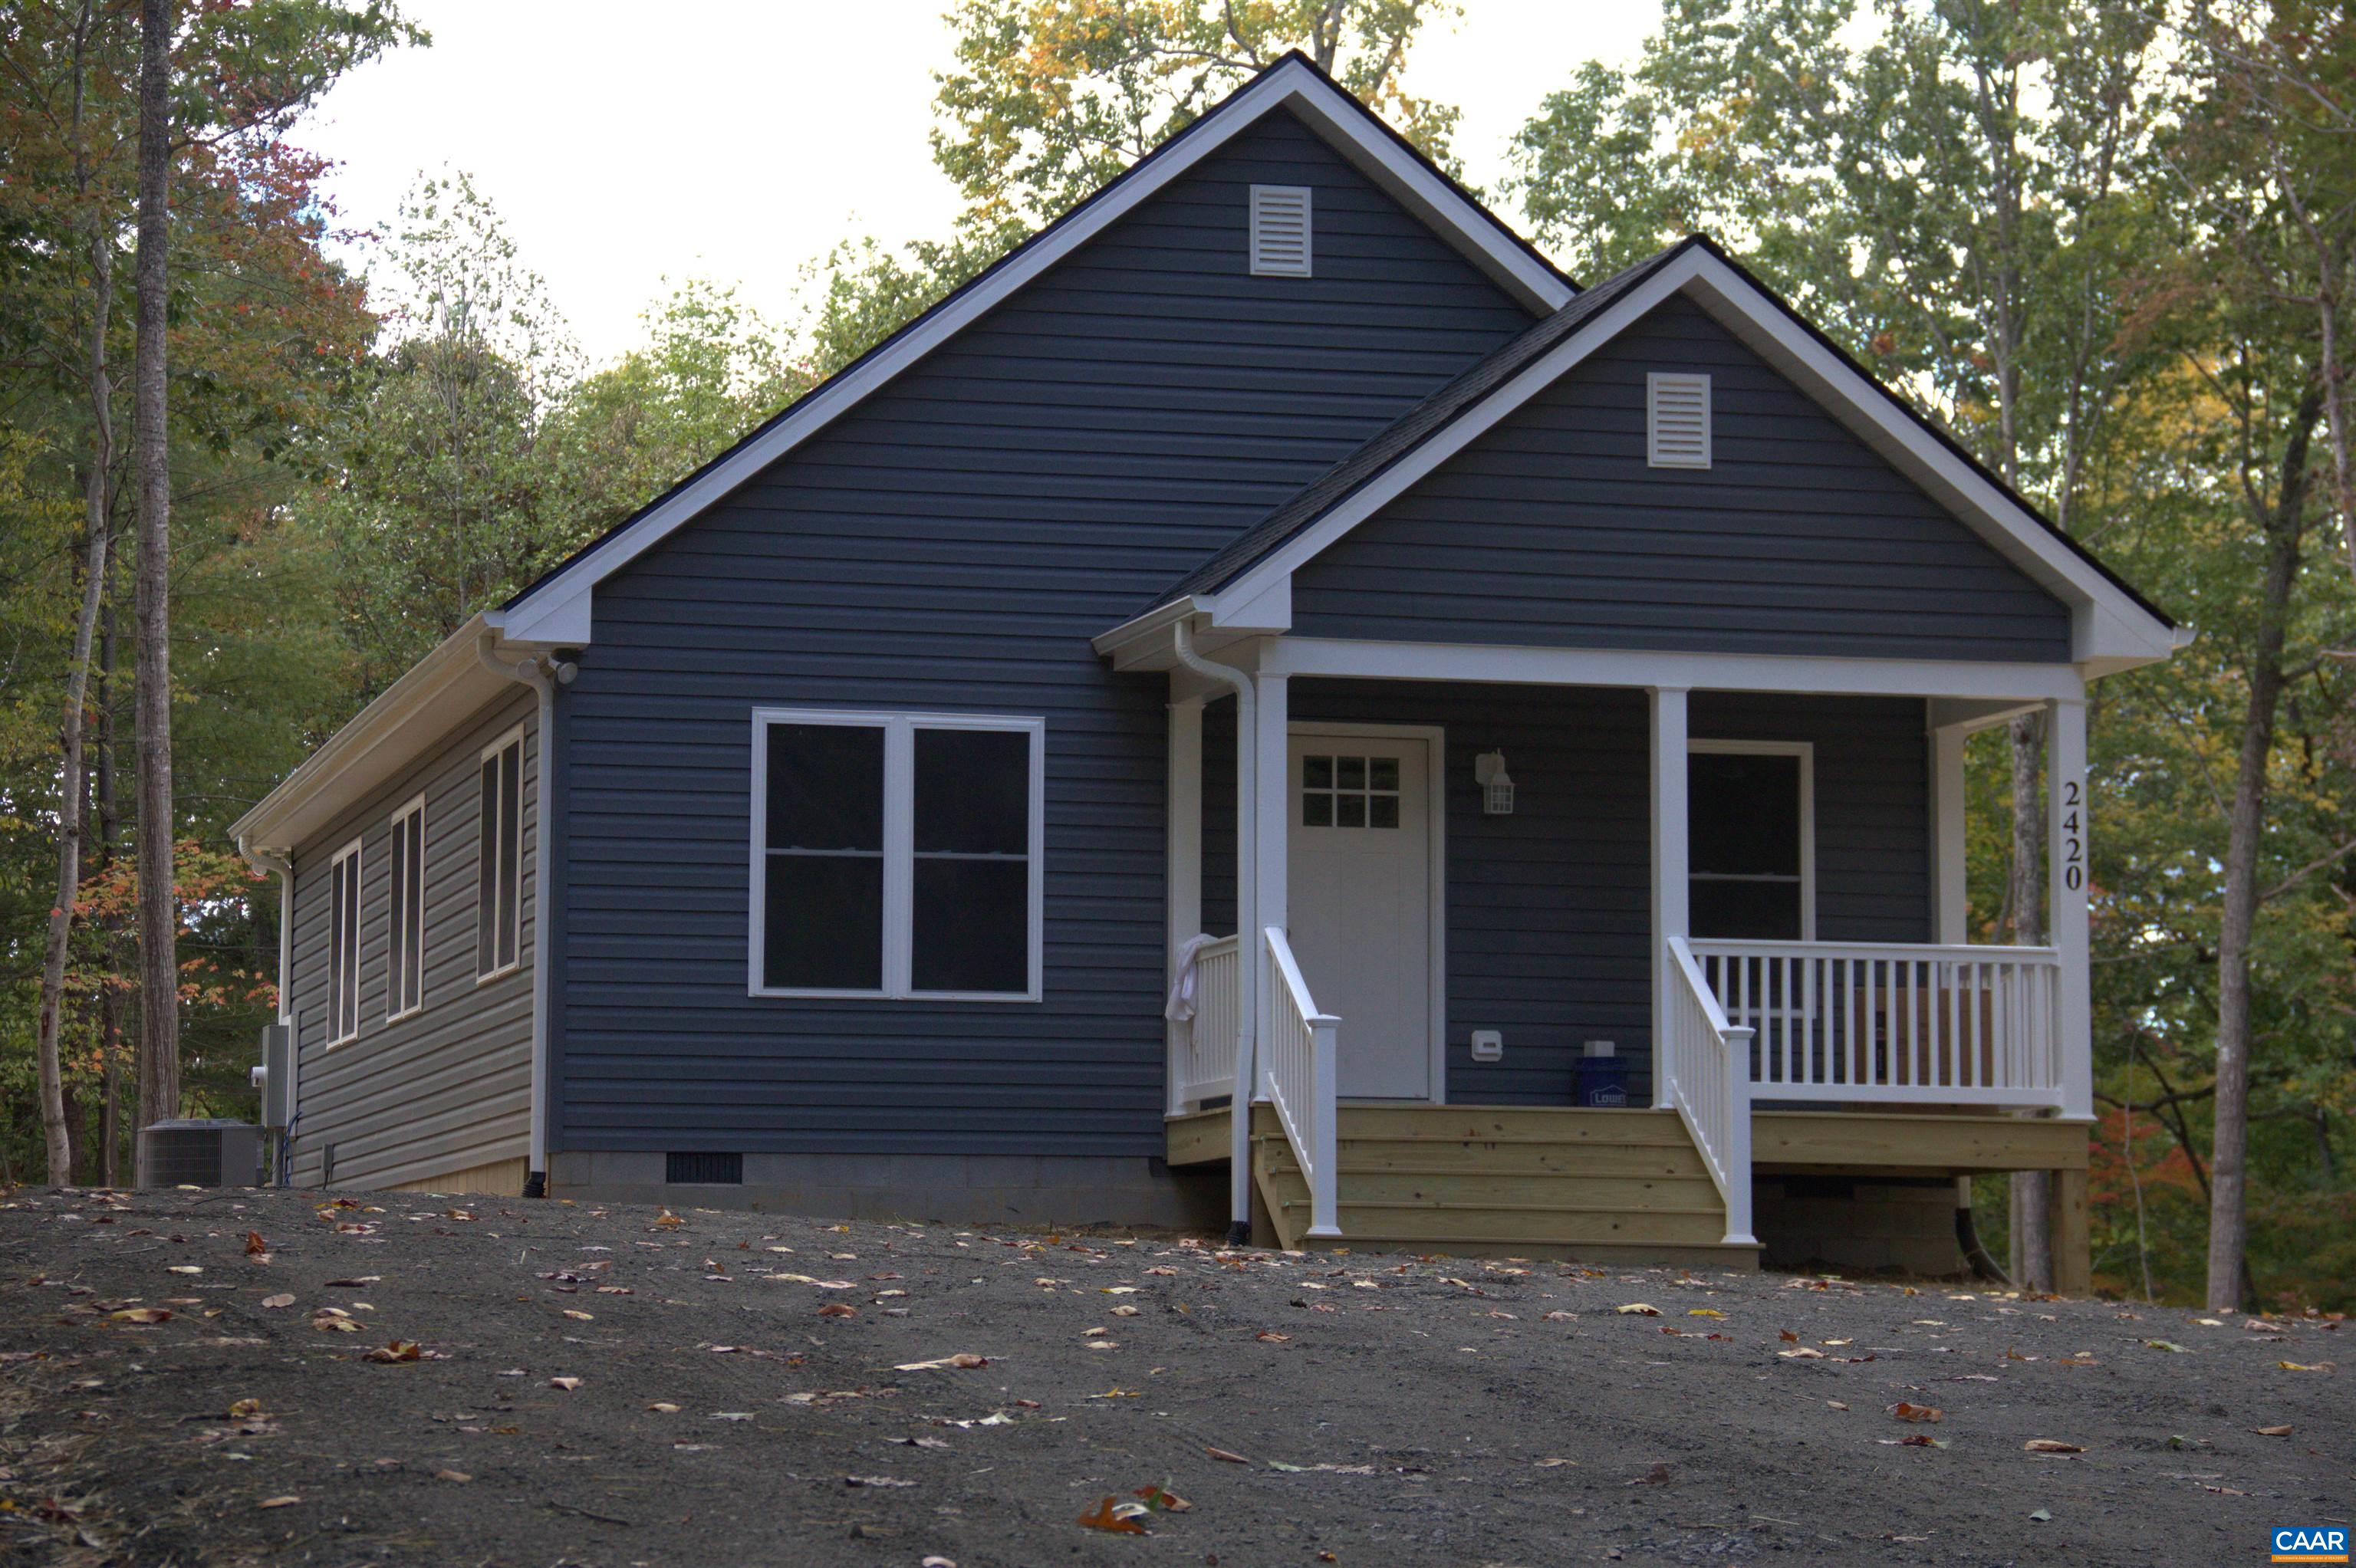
[1149, 638, 2095, 1285]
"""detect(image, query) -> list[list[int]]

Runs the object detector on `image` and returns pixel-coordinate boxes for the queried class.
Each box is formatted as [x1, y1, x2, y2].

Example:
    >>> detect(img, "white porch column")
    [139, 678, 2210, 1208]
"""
[1252, 670, 1289, 1099]
[1166, 697, 1203, 1116]
[1229, 685, 1259, 1230]
[2047, 697, 2092, 1119]
[1648, 686, 1690, 1109]
[1927, 721, 1970, 945]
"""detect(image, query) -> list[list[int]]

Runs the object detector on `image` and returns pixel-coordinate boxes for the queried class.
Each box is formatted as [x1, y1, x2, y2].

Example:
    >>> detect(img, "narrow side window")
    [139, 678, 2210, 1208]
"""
[328, 837, 362, 1044]
[479, 729, 524, 978]
[387, 795, 426, 1019]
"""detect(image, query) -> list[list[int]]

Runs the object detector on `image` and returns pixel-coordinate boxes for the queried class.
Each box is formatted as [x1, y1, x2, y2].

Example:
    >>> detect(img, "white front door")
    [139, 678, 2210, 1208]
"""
[1287, 731, 1433, 1100]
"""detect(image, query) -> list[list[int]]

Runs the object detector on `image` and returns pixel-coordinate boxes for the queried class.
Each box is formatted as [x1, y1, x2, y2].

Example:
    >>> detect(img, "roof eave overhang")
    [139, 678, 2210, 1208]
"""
[229, 613, 561, 863]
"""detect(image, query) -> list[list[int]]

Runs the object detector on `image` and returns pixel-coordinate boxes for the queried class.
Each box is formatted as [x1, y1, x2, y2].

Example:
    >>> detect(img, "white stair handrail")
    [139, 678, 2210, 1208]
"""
[1262, 926, 1341, 1239]
[1666, 935, 1756, 1247]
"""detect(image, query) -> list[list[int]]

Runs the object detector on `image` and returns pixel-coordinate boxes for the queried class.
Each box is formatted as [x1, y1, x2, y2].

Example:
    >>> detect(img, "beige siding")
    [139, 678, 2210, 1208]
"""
[383, 1156, 530, 1198]
[287, 692, 537, 1190]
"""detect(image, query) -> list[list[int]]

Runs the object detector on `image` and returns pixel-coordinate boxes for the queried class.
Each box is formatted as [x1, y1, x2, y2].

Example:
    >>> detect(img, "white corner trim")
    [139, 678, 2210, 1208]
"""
[502, 60, 1571, 648]
[1203, 246, 2176, 667]
[1687, 738, 1816, 942]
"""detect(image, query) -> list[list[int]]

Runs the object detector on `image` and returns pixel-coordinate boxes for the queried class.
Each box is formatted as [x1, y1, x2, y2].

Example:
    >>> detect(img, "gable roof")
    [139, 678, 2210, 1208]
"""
[486, 51, 1575, 649]
[1099, 235, 2182, 672]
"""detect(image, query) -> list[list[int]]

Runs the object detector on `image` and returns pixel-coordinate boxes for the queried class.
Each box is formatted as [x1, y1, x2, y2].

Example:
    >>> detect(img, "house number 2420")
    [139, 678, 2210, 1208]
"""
[2060, 778, 2085, 891]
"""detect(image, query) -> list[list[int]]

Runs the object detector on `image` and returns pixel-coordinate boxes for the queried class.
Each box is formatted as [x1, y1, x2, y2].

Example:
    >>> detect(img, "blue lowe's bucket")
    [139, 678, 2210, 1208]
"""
[1575, 1041, 1629, 1107]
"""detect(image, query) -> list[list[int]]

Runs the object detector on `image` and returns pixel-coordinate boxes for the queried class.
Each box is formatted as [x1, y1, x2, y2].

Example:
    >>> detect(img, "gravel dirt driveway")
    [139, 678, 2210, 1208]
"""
[0, 1185, 2343, 1566]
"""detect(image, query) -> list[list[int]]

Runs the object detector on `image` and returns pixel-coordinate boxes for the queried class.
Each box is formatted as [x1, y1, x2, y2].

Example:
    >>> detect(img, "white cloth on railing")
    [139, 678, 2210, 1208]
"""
[1164, 933, 1219, 1022]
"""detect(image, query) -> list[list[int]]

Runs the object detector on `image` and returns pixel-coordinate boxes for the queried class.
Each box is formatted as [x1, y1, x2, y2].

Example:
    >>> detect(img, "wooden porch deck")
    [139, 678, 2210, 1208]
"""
[1169, 1103, 2088, 1284]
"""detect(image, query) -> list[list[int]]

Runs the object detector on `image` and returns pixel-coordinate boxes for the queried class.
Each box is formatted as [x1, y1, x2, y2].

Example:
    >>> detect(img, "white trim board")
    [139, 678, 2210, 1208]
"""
[1288, 719, 1449, 1105]
[495, 55, 1571, 650]
[1146, 245, 2177, 673]
[1262, 638, 2087, 702]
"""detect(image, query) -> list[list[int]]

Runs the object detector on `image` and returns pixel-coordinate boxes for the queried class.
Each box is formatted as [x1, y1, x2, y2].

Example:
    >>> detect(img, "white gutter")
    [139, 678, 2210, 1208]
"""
[1171, 620, 1258, 1243]
[476, 635, 577, 1198]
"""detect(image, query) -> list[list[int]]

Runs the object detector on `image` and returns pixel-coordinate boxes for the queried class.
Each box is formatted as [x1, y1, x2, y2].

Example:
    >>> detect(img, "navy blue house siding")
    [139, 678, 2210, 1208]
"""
[1290, 295, 2073, 661]
[551, 111, 1537, 1159]
[1197, 683, 1930, 1105]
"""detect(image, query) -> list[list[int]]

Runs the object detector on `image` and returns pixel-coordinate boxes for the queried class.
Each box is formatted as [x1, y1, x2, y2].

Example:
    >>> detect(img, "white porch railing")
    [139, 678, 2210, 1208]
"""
[1262, 926, 1341, 1238]
[1690, 940, 2064, 1106]
[1664, 937, 1757, 1245]
[1173, 935, 1241, 1110]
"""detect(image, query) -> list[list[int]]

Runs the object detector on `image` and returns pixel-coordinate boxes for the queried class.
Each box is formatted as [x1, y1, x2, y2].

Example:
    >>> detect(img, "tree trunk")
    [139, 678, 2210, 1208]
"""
[2208, 394, 2320, 1311]
[36, 211, 118, 1188]
[2006, 710, 2053, 1290]
[133, 0, 179, 1139]
[99, 597, 123, 1188]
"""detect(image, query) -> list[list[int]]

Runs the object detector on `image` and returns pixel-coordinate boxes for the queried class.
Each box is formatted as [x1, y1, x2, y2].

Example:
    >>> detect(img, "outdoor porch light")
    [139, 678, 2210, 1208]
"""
[1474, 750, 1515, 816]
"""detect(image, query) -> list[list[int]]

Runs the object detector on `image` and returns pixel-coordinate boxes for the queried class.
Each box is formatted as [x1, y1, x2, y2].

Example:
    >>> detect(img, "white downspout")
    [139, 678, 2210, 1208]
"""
[478, 636, 575, 1198]
[240, 837, 294, 1184]
[1171, 620, 1257, 1244]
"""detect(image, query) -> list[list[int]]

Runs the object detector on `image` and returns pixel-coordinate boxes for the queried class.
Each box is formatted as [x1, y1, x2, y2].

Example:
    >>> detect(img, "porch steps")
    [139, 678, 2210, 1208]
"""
[1244, 1104, 1759, 1266]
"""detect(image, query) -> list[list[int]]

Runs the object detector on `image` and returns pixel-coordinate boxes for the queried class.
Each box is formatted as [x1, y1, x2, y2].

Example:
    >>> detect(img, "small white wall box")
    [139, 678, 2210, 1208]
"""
[1473, 751, 1515, 816]
[1470, 1029, 1503, 1063]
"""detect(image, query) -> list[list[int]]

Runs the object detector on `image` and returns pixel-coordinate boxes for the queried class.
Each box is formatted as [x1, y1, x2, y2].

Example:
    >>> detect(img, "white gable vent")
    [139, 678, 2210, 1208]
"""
[1249, 184, 1312, 277]
[1647, 372, 1712, 468]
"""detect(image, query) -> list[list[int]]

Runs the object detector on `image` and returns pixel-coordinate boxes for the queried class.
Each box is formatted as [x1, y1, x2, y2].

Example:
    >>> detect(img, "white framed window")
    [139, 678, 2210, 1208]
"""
[327, 837, 363, 1045]
[1249, 184, 1312, 277]
[387, 793, 426, 1021]
[1688, 739, 1815, 941]
[477, 726, 524, 980]
[749, 708, 1045, 1001]
[1647, 371, 1712, 468]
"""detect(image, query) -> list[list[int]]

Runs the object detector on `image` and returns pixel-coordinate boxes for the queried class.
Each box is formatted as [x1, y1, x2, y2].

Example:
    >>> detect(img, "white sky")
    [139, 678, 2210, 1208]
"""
[302, 2, 1655, 367]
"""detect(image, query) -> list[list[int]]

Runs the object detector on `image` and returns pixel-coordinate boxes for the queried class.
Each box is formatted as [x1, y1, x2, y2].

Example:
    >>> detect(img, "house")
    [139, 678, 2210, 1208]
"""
[229, 54, 2183, 1285]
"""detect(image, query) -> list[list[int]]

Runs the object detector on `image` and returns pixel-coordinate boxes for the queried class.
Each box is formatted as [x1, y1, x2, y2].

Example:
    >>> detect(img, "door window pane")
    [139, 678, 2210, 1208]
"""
[1301, 752, 1402, 831]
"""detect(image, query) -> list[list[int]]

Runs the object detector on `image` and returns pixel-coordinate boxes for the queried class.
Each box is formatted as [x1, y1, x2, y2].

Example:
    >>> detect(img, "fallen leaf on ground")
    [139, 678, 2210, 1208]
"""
[2023, 1439, 2084, 1453]
[817, 1303, 857, 1319]
[845, 1474, 916, 1488]
[1826, 1400, 1849, 1411]
[362, 1340, 422, 1364]
[167, 1265, 202, 1275]
[2029, 1508, 2052, 1522]
[1256, 1330, 1292, 1343]
[1890, 1435, 1946, 1448]
[561, 1310, 593, 1321]
[260, 1294, 294, 1310]
[258, 1496, 301, 1510]
[1534, 1458, 1577, 1468]
[322, 1277, 380, 1287]
[1132, 1484, 1191, 1512]
[549, 1376, 582, 1391]
[1687, 1308, 1725, 1317]
[228, 1398, 263, 1418]
[1891, 1403, 1943, 1423]
[893, 1353, 987, 1371]
[1543, 1310, 1573, 1321]
[647, 1402, 680, 1413]
[1627, 1461, 1673, 1486]
[1111, 1304, 1140, 1317]
[311, 1314, 360, 1333]
[2144, 1340, 2190, 1353]
[1778, 1347, 1825, 1360]
[107, 1307, 171, 1325]
[1206, 1445, 1250, 1464]
[2277, 1360, 2333, 1372]
[2253, 1424, 2293, 1436]
[1617, 1303, 1660, 1317]
[244, 1233, 268, 1256]
[433, 1469, 469, 1483]
[1078, 1494, 1150, 1533]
